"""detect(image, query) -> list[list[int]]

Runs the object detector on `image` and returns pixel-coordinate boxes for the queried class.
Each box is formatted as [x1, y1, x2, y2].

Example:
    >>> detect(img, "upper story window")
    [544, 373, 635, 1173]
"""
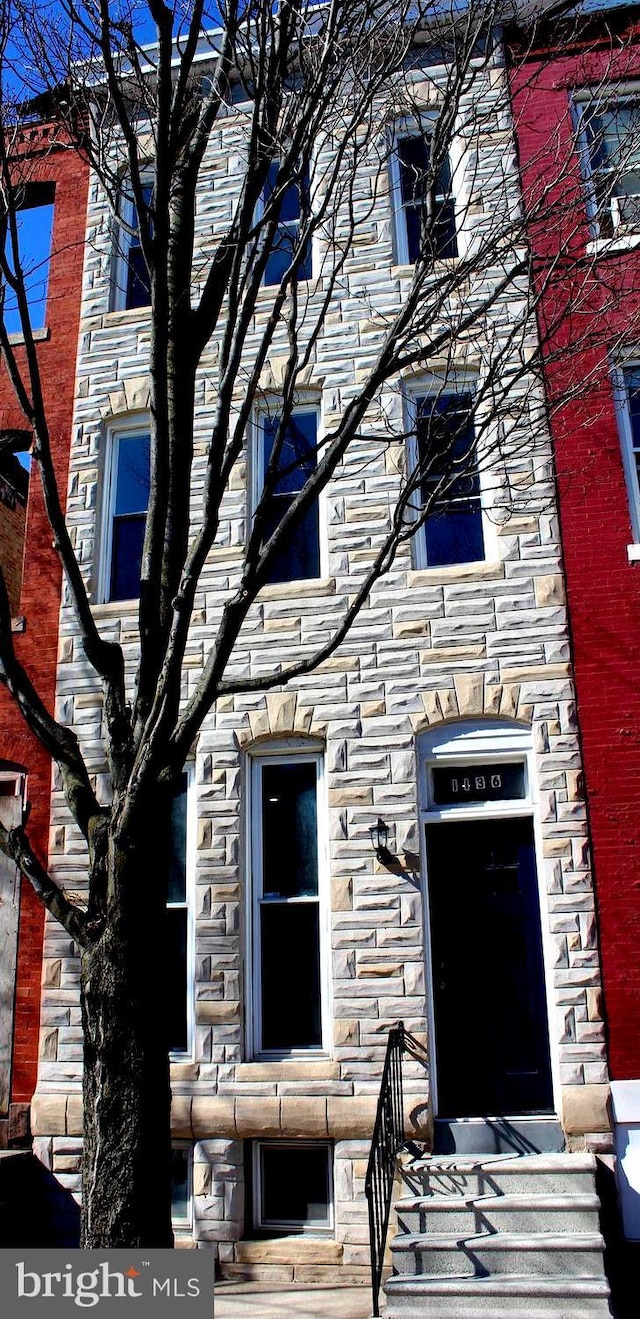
[103, 423, 150, 602]
[112, 180, 153, 310]
[615, 364, 640, 544]
[3, 181, 55, 335]
[575, 95, 640, 237]
[411, 391, 485, 569]
[166, 772, 193, 1057]
[391, 132, 457, 264]
[262, 161, 312, 286]
[254, 408, 321, 583]
[249, 750, 328, 1058]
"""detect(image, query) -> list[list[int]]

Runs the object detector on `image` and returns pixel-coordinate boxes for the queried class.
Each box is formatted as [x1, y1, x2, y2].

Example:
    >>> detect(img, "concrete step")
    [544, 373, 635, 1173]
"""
[398, 1152, 599, 1199]
[382, 1274, 614, 1317]
[394, 1192, 602, 1236]
[390, 1230, 607, 1277]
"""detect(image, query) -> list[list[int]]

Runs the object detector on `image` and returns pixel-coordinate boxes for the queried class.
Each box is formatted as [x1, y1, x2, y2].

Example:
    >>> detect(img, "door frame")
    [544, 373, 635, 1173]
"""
[417, 720, 560, 1120]
[0, 770, 25, 1117]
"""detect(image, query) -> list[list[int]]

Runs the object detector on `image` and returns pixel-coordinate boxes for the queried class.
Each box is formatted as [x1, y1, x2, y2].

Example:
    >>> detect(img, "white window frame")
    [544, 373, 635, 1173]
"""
[111, 174, 153, 312]
[612, 360, 640, 550]
[573, 87, 640, 242]
[169, 764, 196, 1062]
[251, 1140, 334, 1235]
[417, 720, 560, 1119]
[251, 403, 325, 583]
[246, 743, 330, 1061]
[389, 116, 460, 266]
[171, 1142, 193, 1232]
[404, 380, 492, 571]
[98, 414, 150, 604]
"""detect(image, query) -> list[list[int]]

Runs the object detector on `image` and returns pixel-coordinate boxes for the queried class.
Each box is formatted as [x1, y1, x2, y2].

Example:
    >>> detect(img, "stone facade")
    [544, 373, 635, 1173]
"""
[32, 39, 611, 1272]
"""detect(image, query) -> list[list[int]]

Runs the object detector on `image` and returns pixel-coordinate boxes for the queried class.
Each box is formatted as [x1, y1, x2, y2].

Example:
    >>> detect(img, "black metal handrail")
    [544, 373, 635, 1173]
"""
[365, 1022, 406, 1317]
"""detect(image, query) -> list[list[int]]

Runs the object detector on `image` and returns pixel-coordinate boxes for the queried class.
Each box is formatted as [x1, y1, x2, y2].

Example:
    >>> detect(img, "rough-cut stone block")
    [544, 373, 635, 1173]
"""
[280, 1097, 328, 1137]
[327, 1097, 377, 1139]
[562, 1084, 611, 1134]
[30, 1094, 67, 1137]
[191, 1098, 236, 1138]
[234, 1097, 281, 1137]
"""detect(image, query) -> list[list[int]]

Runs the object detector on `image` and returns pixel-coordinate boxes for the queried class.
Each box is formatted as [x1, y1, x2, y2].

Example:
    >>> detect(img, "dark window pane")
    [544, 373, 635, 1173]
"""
[165, 908, 188, 1053]
[417, 395, 484, 566]
[263, 162, 311, 286]
[114, 433, 150, 515]
[260, 413, 319, 581]
[3, 184, 55, 335]
[110, 514, 146, 601]
[126, 244, 151, 309]
[168, 776, 188, 903]
[261, 903, 321, 1050]
[123, 183, 153, 309]
[398, 136, 457, 261]
[260, 1145, 330, 1229]
[171, 1148, 190, 1221]
[262, 762, 318, 898]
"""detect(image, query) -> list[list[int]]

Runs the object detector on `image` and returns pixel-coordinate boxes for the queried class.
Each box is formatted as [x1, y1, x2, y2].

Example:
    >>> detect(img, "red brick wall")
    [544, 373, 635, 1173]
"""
[0, 488, 26, 615]
[0, 130, 88, 1102]
[510, 26, 640, 1080]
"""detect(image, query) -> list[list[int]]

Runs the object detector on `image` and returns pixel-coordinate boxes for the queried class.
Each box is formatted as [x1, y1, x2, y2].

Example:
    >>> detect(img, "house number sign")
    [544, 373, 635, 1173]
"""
[432, 761, 525, 805]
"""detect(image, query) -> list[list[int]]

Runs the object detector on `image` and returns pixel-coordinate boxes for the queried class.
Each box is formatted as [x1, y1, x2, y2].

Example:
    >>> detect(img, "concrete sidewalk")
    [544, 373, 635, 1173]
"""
[213, 1281, 373, 1318]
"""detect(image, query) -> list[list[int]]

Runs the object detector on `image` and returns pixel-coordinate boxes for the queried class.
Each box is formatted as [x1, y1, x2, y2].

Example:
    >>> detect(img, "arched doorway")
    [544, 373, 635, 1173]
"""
[419, 722, 555, 1131]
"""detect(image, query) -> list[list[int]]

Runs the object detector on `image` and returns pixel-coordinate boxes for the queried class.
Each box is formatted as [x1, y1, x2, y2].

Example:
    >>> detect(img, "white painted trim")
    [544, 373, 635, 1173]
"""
[611, 361, 640, 545]
[251, 402, 326, 582]
[417, 720, 560, 1120]
[246, 742, 330, 1061]
[572, 90, 640, 240]
[169, 764, 196, 1063]
[251, 1140, 334, 1234]
[171, 1140, 193, 1232]
[97, 414, 150, 604]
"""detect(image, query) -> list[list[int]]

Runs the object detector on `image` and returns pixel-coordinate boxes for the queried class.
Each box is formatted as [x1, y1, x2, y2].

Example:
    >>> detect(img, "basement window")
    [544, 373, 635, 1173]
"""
[252, 1142, 333, 1235]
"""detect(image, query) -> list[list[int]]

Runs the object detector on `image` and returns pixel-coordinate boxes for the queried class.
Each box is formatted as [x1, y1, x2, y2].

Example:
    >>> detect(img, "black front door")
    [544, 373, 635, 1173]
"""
[426, 816, 553, 1118]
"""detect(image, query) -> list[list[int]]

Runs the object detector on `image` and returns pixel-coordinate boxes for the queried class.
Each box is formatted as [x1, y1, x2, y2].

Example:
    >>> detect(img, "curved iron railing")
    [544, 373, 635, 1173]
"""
[364, 1022, 406, 1317]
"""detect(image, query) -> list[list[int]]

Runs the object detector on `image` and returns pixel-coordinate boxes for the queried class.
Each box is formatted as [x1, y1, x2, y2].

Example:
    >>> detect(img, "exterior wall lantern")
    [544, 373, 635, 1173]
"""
[369, 817, 390, 861]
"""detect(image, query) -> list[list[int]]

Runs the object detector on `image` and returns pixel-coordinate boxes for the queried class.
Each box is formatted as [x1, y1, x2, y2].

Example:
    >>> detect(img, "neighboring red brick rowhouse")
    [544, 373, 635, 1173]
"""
[0, 122, 87, 1105]
[509, 13, 640, 1086]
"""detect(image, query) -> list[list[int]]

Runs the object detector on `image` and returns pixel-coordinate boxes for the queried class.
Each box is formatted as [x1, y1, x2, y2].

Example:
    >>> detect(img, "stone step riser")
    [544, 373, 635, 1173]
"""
[400, 1171, 596, 1198]
[391, 1245, 606, 1278]
[396, 1206, 601, 1235]
[383, 1302, 611, 1318]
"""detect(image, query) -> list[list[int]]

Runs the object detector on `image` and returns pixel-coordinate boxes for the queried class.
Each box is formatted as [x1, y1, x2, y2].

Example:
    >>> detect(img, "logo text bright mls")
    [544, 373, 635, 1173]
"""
[16, 1262, 202, 1307]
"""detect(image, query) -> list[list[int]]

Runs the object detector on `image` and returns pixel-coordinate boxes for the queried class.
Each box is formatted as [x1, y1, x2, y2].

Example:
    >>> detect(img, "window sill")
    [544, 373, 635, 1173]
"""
[258, 577, 336, 600]
[91, 598, 139, 617]
[236, 1061, 338, 1082]
[409, 560, 503, 586]
[8, 326, 50, 345]
[235, 1239, 340, 1264]
[627, 544, 640, 562]
[587, 233, 640, 256]
[104, 305, 152, 325]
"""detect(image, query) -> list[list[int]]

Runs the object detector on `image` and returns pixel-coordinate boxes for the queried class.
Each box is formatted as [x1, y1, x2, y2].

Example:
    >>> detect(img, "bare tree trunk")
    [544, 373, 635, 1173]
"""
[80, 807, 174, 1248]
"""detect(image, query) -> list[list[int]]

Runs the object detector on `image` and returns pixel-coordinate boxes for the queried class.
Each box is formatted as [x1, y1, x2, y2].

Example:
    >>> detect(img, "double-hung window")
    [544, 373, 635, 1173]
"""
[262, 161, 312, 286]
[104, 424, 150, 602]
[615, 364, 640, 544]
[113, 180, 153, 310]
[166, 771, 193, 1057]
[412, 392, 484, 568]
[3, 181, 55, 335]
[250, 751, 326, 1056]
[575, 95, 640, 237]
[392, 132, 457, 264]
[255, 408, 320, 583]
